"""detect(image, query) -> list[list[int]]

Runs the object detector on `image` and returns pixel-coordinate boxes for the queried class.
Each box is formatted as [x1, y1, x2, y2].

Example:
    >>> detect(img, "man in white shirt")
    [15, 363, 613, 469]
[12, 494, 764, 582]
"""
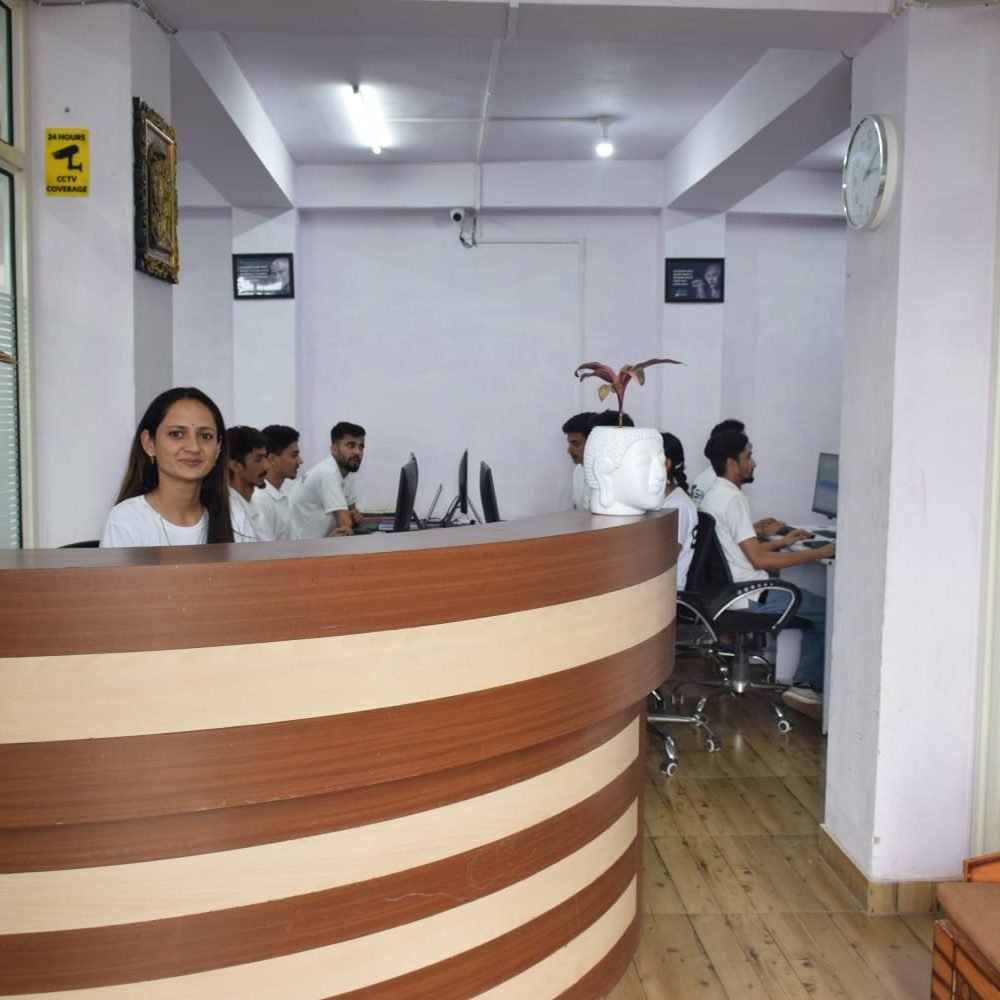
[291, 421, 366, 538]
[226, 425, 266, 541]
[692, 418, 786, 537]
[251, 424, 303, 540]
[561, 411, 598, 509]
[699, 430, 835, 720]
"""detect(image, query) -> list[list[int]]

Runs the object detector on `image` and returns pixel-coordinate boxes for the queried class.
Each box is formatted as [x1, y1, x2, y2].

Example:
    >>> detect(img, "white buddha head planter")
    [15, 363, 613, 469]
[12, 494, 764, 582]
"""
[583, 425, 667, 515]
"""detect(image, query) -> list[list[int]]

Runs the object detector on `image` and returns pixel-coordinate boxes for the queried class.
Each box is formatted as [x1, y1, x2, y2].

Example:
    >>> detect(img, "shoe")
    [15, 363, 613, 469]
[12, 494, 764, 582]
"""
[781, 685, 823, 721]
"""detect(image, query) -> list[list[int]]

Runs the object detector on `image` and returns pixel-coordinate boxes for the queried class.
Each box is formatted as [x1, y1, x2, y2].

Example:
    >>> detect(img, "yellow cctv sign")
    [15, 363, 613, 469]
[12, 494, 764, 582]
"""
[45, 128, 89, 196]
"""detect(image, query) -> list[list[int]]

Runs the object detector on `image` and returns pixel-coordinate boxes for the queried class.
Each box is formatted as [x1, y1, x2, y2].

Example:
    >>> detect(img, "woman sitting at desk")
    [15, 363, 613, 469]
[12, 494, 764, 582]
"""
[660, 432, 697, 591]
[100, 386, 254, 547]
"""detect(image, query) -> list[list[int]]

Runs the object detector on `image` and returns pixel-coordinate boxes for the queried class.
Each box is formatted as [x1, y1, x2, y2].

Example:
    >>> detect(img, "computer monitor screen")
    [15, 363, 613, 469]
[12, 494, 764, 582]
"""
[480, 460, 501, 523]
[811, 452, 839, 519]
[392, 455, 419, 532]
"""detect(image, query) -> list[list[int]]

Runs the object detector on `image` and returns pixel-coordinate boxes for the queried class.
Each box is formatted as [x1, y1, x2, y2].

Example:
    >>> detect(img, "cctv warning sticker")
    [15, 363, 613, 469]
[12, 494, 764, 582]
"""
[45, 129, 89, 196]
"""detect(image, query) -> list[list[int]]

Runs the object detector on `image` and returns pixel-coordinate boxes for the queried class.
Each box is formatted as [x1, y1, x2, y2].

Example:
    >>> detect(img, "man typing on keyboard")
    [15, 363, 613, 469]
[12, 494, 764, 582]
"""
[699, 430, 836, 720]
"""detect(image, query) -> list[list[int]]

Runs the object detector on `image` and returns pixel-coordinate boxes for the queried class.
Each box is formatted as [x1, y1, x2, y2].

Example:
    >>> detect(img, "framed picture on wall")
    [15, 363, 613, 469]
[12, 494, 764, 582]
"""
[233, 253, 295, 299]
[133, 98, 179, 284]
[665, 258, 724, 303]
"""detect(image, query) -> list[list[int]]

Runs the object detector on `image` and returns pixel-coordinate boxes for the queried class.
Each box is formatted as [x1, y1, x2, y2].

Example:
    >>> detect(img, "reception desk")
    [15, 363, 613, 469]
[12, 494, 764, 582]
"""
[0, 510, 676, 999]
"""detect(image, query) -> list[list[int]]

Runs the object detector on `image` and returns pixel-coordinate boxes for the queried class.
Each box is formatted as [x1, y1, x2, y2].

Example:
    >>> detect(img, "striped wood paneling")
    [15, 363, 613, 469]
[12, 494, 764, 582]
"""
[0, 511, 677, 656]
[0, 512, 676, 998]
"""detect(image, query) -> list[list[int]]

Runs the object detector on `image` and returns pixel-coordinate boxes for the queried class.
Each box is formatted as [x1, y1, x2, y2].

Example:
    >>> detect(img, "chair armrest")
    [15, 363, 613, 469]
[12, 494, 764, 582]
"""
[702, 579, 802, 630]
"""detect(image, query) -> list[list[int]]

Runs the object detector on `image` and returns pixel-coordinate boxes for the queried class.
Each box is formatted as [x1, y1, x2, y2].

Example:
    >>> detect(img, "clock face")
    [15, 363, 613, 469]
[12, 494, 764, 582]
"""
[843, 115, 894, 230]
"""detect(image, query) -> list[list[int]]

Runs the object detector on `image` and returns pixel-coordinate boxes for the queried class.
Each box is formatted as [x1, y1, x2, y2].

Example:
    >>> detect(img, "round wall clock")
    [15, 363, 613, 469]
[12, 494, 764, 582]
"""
[842, 114, 899, 231]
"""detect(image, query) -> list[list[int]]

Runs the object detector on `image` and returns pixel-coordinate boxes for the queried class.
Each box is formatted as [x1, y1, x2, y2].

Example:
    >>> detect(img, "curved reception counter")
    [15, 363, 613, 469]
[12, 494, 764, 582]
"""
[0, 510, 676, 999]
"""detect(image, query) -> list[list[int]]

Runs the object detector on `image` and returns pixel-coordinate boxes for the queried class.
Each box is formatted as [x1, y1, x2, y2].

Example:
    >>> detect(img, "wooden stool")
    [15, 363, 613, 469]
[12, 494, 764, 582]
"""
[933, 852, 1000, 1000]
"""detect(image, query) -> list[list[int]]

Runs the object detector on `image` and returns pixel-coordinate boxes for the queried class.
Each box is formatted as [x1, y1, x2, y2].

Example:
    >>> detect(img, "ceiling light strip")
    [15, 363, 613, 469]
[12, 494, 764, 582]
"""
[352, 85, 383, 155]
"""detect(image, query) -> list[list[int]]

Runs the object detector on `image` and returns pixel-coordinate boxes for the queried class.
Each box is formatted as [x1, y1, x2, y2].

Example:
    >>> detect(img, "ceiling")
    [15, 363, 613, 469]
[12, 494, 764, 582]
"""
[146, 0, 889, 172]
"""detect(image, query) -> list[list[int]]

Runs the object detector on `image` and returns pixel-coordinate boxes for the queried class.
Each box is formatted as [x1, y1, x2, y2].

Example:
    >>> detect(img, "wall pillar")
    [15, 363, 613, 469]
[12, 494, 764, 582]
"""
[826, 7, 1000, 882]
[28, 3, 172, 545]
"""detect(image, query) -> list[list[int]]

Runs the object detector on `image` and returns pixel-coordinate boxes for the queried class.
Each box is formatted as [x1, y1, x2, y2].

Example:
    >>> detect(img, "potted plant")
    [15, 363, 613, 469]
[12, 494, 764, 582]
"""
[574, 358, 681, 514]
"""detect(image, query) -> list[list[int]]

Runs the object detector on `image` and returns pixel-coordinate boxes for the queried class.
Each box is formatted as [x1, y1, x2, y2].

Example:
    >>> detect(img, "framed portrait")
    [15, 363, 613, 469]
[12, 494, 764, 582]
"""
[133, 98, 178, 283]
[233, 253, 295, 300]
[665, 258, 724, 303]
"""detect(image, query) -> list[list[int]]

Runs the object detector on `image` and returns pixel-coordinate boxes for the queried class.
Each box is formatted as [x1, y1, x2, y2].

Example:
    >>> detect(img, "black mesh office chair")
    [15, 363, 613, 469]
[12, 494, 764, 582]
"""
[646, 512, 724, 774]
[668, 512, 805, 733]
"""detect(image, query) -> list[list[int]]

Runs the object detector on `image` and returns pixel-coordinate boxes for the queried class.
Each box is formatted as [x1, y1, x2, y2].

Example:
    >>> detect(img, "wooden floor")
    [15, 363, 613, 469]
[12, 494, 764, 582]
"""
[607, 660, 934, 1000]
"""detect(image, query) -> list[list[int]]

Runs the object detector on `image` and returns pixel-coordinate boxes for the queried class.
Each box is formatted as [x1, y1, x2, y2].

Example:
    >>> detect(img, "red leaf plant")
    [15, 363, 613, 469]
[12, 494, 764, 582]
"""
[574, 358, 682, 427]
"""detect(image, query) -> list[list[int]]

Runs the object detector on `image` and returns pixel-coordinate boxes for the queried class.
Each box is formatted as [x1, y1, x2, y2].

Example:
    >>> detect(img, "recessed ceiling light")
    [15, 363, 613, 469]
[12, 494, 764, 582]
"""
[595, 120, 614, 158]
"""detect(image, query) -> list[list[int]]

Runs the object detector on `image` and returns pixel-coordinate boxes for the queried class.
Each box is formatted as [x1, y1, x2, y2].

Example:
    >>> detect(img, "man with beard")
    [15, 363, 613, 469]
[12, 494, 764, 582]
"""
[291, 421, 366, 538]
[561, 411, 597, 509]
[699, 430, 834, 719]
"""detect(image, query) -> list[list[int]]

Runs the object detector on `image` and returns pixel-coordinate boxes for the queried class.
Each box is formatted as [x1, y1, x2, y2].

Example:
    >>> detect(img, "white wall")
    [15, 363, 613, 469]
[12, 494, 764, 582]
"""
[173, 199, 843, 522]
[827, 7, 1000, 880]
[722, 214, 845, 525]
[295, 210, 658, 517]
[289, 208, 666, 517]
[28, 5, 171, 546]
[173, 208, 235, 418]
[232, 209, 298, 429]
[660, 211, 845, 518]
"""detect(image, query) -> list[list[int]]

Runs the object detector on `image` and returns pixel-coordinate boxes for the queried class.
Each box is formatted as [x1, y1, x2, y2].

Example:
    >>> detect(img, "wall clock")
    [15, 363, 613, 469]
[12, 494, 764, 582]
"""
[842, 114, 899, 231]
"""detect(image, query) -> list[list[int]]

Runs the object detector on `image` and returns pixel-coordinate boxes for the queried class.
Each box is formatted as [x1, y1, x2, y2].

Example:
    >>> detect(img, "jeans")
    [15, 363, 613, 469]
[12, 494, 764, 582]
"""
[744, 587, 826, 691]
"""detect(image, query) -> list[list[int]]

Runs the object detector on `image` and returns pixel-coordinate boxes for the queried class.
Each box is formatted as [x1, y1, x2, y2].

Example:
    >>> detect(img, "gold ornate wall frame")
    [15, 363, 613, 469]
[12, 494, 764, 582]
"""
[132, 98, 178, 283]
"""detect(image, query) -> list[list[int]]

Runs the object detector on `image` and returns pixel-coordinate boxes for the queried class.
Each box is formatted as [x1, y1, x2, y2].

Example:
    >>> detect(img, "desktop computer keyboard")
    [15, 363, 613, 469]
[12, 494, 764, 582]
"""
[802, 538, 833, 549]
[813, 528, 837, 538]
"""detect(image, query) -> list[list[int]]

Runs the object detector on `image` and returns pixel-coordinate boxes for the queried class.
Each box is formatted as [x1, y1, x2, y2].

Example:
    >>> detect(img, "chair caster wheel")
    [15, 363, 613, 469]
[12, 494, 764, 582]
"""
[661, 760, 679, 776]
[705, 737, 721, 752]
[777, 719, 792, 733]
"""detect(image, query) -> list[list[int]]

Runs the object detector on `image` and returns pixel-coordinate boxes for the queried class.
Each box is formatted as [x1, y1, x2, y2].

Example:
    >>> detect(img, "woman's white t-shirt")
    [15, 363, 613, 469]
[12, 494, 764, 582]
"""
[661, 487, 697, 590]
[100, 495, 256, 547]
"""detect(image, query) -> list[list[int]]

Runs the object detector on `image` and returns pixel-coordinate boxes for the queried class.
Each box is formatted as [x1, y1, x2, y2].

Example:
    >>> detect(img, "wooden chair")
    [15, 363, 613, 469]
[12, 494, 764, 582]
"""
[932, 852, 1000, 999]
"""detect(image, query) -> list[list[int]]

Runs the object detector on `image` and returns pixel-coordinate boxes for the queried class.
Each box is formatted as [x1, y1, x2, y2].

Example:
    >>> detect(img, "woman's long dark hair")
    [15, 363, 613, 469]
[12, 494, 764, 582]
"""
[115, 387, 234, 543]
[661, 432, 689, 493]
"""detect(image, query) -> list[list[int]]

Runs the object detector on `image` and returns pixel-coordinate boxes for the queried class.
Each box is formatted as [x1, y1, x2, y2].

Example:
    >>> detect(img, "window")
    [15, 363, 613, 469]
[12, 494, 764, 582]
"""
[0, 2, 10, 144]
[0, 0, 23, 549]
[0, 167, 19, 547]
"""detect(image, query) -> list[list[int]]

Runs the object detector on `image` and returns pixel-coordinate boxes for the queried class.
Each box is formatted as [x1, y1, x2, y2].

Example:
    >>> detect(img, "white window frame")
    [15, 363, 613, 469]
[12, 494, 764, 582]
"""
[0, 0, 32, 548]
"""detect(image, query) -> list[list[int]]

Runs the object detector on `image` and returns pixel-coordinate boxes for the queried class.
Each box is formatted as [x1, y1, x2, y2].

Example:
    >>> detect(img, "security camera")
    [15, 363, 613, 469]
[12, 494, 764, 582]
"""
[450, 208, 465, 223]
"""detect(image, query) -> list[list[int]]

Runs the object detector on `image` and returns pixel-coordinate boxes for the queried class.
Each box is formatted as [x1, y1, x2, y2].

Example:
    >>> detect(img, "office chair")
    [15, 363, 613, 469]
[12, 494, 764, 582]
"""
[646, 688, 720, 776]
[668, 512, 805, 733]
[646, 512, 724, 775]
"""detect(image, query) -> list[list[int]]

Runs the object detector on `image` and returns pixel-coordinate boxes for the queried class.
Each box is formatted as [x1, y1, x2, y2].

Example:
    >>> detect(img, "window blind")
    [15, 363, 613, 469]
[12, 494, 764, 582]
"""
[0, 166, 20, 549]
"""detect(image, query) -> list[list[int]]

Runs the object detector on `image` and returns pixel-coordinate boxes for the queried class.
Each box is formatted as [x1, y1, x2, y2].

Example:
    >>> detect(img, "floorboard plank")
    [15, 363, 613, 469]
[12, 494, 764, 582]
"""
[829, 911, 934, 1000]
[655, 835, 724, 915]
[634, 914, 729, 1000]
[732, 778, 818, 836]
[641, 836, 687, 915]
[691, 913, 773, 997]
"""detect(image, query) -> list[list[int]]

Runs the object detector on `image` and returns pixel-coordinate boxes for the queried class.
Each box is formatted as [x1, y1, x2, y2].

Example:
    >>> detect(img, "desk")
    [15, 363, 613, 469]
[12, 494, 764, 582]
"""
[0, 510, 676, 999]
[778, 533, 836, 733]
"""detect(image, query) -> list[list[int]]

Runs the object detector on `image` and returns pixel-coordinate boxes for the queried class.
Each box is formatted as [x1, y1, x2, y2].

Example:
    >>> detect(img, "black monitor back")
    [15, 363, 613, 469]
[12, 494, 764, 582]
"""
[392, 455, 419, 532]
[458, 449, 468, 514]
[480, 461, 500, 523]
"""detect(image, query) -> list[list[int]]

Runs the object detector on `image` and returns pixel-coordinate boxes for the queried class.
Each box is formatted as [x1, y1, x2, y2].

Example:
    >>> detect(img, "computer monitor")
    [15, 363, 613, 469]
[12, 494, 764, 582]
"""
[391, 454, 420, 532]
[811, 452, 839, 519]
[480, 460, 501, 523]
[442, 450, 469, 526]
